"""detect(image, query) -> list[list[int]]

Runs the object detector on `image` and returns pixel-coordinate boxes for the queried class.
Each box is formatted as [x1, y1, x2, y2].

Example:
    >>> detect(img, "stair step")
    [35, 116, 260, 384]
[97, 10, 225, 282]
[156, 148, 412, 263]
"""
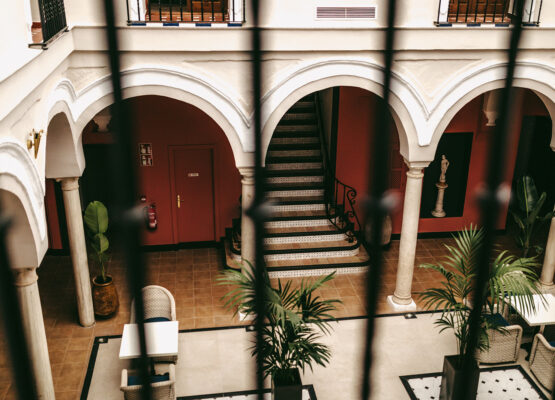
[282, 113, 316, 121]
[266, 181, 324, 189]
[264, 231, 349, 244]
[266, 156, 322, 164]
[266, 168, 324, 177]
[265, 225, 339, 235]
[266, 188, 325, 198]
[268, 143, 320, 151]
[265, 239, 356, 253]
[268, 149, 320, 158]
[274, 125, 318, 133]
[269, 202, 325, 212]
[265, 251, 369, 272]
[271, 137, 319, 145]
[266, 162, 323, 171]
[291, 102, 315, 112]
[264, 244, 360, 261]
[267, 176, 323, 185]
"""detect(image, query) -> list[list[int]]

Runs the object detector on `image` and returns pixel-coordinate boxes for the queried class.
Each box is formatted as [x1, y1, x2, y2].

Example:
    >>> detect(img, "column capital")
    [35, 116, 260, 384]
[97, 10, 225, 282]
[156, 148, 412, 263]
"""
[403, 159, 430, 177]
[58, 177, 80, 191]
[238, 167, 255, 185]
[13, 267, 38, 287]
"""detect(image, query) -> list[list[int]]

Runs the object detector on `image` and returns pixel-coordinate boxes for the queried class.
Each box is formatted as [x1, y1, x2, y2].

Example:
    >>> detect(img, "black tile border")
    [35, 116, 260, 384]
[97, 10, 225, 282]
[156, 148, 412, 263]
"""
[399, 364, 549, 400]
[177, 385, 317, 399]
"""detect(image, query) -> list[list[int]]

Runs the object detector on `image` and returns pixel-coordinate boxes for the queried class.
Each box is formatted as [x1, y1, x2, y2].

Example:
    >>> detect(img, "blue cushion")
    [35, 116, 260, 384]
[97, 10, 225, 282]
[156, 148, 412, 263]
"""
[128, 373, 169, 386]
[144, 317, 170, 323]
[484, 313, 509, 327]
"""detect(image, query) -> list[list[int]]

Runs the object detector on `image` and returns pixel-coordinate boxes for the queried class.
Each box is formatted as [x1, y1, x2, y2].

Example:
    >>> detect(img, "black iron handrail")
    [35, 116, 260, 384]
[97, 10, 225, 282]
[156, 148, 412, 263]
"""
[314, 92, 364, 244]
[436, 0, 542, 25]
[126, 0, 244, 24]
[38, 0, 68, 43]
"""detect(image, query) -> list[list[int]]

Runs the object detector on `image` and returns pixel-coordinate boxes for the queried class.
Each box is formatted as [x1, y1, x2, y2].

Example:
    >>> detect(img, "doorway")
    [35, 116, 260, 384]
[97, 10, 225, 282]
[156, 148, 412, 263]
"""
[170, 146, 216, 243]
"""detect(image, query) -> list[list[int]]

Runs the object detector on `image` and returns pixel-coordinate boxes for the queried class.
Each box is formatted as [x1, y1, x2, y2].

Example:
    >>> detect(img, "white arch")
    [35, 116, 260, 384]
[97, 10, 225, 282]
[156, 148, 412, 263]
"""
[425, 61, 555, 160]
[0, 139, 47, 267]
[45, 111, 85, 178]
[261, 58, 425, 163]
[44, 66, 250, 166]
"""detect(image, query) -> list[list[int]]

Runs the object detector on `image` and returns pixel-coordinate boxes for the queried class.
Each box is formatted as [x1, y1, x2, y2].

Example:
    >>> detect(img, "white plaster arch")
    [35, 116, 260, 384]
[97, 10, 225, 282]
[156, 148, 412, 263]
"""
[261, 59, 425, 163]
[425, 61, 555, 161]
[45, 66, 250, 167]
[45, 111, 85, 178]
[0, 139, 47, 268]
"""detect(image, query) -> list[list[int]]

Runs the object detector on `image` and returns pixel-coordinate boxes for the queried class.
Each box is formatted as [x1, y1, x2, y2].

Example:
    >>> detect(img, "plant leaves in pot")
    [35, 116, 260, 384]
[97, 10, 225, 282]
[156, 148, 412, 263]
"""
[417, 225, 543, 400]
[218, 262, 341, 400]
[84, 200, 119, 318]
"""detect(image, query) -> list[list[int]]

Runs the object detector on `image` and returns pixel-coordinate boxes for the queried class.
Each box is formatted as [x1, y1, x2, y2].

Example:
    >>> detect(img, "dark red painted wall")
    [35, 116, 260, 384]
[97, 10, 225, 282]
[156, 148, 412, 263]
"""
[44, 179, 63, 249]
[334, 87, 549, 234]
[47, 96, 241, 247]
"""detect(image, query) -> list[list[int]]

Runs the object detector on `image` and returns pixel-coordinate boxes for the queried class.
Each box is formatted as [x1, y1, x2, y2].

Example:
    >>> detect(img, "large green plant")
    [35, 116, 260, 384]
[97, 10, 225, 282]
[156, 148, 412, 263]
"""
[218, 265, 340, 381]
[83, 201, 110, 282]
[509, 176, 554, 257]
[418, 226, 542, 364]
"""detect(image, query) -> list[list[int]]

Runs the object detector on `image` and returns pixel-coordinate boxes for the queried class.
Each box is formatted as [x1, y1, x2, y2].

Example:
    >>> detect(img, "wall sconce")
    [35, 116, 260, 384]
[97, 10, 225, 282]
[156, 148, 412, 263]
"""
[26, 129, 43, 159]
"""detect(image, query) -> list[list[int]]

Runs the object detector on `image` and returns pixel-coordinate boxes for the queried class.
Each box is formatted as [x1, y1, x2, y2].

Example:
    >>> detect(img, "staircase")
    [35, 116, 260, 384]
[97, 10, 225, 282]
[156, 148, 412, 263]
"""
[226, 94, 370, 277]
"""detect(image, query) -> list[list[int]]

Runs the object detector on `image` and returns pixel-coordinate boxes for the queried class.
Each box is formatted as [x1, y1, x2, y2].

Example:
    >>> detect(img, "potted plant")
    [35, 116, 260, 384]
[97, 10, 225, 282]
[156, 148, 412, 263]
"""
[218, 264, 341, 400]
[417, 226, 542, 400]
[84, 200, 119, 317]
[509, 176, 554, 257]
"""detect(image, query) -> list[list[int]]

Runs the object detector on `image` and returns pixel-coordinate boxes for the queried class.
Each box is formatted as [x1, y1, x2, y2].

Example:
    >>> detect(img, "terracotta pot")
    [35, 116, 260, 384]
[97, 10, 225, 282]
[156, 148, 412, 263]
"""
[92, 275, 119, 318]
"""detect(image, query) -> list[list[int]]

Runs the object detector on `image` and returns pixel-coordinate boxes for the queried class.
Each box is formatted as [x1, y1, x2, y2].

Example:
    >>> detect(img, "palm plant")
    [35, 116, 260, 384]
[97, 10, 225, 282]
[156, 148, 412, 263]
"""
[218, 264, 340, 382]
[418, 225, 542, 362]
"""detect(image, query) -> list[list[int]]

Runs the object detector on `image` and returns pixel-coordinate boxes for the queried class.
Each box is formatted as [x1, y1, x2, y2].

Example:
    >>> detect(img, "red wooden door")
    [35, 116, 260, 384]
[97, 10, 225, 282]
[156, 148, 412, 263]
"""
[172, 148, 215, 242]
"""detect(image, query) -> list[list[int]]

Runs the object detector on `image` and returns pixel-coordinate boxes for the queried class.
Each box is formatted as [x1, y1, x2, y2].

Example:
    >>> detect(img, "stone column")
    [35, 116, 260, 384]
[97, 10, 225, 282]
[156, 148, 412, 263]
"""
[239, 168, 256, 270]
[389, 164, 426, 308]
[14, 268, 55, 400]
[539, 211, 555, 291]
[60, 178, 95, 327]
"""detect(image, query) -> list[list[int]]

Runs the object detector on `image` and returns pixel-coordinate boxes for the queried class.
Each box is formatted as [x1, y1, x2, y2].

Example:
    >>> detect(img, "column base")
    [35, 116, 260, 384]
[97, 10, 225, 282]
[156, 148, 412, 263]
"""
[387, 295, 417, 311]
[537, 281, 555, 295]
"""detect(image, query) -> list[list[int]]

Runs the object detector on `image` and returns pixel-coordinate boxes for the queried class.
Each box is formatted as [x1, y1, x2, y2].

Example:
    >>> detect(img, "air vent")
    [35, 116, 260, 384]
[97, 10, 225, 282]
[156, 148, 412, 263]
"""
[316, 6, 376, 19]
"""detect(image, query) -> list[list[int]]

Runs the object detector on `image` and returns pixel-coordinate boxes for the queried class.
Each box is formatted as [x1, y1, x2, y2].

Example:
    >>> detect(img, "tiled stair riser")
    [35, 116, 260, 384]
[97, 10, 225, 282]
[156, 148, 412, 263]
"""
[271, 137, 319, 145]
[266, 162, 323, 171]
[264, 248, 359, 261]
[265, 218, 335, 228]
[274, 125, 318, 132]
[264, 233, 348, 244]
[269, 266, 368, 278]
[267, 149, 321, 158]
[266, 189, 324, 198]
[268, 203, 326, 212]
[267, 176, 324, 184]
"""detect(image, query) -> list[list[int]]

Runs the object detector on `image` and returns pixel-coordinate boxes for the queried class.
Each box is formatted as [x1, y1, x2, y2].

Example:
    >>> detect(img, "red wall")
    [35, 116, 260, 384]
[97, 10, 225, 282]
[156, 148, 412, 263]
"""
[335, 87, 547, 234]
[47, 96, 241, 247]
[44, 179, 63, 249]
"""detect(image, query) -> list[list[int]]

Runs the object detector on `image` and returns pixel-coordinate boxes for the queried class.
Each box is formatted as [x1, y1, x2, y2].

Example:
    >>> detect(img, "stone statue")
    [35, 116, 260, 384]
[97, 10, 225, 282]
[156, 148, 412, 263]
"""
[439, 154, 449, 183]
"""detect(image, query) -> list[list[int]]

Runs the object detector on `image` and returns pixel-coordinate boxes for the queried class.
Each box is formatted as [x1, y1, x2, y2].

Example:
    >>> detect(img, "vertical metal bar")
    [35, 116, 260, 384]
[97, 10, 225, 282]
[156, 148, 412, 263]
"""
[220, 0, 224, 22]
[211, 0, 215, 21]
[474, 0, 479, 22]
[492, 0, 497, 22]
[484, 0, 489, 23]
[180, 0, 183, 21]
[465, 0, 470, 21]
[148, 0, 152, 21]
[248, 0, 267, 398]
[361, 0, 397, 398]
[137, 0, 142, 21]
[456, 0, 461, 22]
[190, 0, 194, 22]
[536, 0, 543, 24]
[201, 0, 204, 21]
[0, 217, 38, 400]
[459, 0, 525, 398]
[101, 1, 153, 400]
[169, 0, 173, 21]
[158, 0, 162, 21]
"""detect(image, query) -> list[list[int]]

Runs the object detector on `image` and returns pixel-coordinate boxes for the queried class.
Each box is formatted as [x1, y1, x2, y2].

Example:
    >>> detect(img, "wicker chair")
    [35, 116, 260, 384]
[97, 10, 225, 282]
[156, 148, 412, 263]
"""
[529, 333, 555, 391]
[130, 285, 177, 363]
[120, 363, 176, 400]
[476, 309, 523, 364]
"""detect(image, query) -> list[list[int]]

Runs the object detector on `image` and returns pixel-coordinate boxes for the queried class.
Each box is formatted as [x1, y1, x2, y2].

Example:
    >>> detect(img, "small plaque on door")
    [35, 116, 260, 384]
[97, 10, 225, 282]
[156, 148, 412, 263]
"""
[188, 172, 199, 177]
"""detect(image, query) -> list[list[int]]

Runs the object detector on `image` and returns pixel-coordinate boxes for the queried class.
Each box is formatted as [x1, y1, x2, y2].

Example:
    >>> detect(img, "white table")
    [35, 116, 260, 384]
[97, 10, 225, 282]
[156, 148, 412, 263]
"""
[119, 321, 179, 359]
[505, 293, 555, 334]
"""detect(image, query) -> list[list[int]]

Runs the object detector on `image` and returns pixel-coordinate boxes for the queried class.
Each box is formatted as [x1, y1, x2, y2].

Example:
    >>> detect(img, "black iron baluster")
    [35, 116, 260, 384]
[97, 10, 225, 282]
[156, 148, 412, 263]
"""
[484, 0, 489, 23]
[201, 0, 204, 22]
[180, 0, 183, 21]
[248, 0, 267, 398]
[456, 0, 461, 22]
[219, 0, 224, 22]
[169, 0, 173, 21]
[190, 0, 194, 22]
[158, 0, 162, 21]
[211, 0, 215, 21]
[0, 217, 38, 400]
[492, 0, 498, 23]
[102, 1, 153, 399]
[536, 0, 543, 24]
[459, 1, 525, 398]
[361, 0, 398, 398]
[148, 0, 152, 21]
[465, 0, 470, 22]
[137, 0, 142, 21]
[474, 0, 479, 23]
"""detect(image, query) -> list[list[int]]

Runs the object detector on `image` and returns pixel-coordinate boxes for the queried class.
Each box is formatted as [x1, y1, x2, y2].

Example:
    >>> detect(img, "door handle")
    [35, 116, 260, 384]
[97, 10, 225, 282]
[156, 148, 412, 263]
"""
[177, 194, 181, 208]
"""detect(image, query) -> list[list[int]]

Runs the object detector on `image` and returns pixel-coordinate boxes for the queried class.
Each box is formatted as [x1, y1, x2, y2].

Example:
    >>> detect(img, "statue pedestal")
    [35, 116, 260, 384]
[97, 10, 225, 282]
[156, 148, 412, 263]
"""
[432, 182, 448, 218]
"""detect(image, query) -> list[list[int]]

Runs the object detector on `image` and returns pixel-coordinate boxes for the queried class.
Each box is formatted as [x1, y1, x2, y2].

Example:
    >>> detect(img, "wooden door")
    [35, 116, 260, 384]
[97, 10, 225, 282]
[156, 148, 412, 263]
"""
[171, 147, 215, 242]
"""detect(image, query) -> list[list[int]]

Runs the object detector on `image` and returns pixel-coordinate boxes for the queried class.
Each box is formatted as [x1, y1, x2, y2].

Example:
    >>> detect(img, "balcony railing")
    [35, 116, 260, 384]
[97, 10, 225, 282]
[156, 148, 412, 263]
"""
[38, 0, 68, 43]
[436, 0, 542, 26]
[126, 0, 244, 24]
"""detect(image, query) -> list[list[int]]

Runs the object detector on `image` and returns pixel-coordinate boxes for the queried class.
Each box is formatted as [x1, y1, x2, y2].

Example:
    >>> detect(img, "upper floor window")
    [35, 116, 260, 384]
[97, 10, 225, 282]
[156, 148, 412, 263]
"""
[28, 0, 67, 46]
[436, 0, 543, 26]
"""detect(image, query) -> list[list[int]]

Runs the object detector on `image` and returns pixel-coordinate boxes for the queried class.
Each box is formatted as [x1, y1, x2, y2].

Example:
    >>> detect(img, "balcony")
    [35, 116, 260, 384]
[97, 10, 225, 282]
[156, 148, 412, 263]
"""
[126, 0, 244, 25]
[436, 0, 543, 26]
[29, 0, 68, 47]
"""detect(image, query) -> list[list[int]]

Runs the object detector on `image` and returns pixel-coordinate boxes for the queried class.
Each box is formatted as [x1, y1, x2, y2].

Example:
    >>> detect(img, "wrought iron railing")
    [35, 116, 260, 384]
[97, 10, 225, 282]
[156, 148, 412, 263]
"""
[126, 0, 245, 24]
[1, 0, 549, 399]
[436, 0, 542, 25]
[314, 92, 363, 244]
[38, 0, 68, 43]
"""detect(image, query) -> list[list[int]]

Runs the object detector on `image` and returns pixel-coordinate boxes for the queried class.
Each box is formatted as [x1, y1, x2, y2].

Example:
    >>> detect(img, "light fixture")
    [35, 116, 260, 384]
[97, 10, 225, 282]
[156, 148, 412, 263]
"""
[26, 129, 43, 159]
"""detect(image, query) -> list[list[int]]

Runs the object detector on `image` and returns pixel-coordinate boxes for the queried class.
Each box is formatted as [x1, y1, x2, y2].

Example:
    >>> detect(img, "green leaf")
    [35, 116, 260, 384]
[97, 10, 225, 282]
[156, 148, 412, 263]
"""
[516, 176, 539, 215]
[84, 201, 109, 235]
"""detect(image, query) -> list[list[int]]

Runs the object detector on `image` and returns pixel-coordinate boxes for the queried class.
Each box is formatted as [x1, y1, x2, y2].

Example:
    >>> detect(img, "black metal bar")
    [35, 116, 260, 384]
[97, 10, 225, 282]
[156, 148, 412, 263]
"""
[102, 1, 153, 400]
[169, 0, 173, 21]
[474, 0, 479, 23]
[464, 0, 470, 22]
[536, 0, 543, 24]
[492, 0, 498, 22]
[437, 0, 442, 23]
[190, 0, 194, 22]
[247, 0, 266, 398]
[459, 1, 525, 398]
[361, 0, 397, 398]
[211, 0, 215, 21]
[0, 216, 38, 400]
[484, 0, 489, 23]
[201, 0, 204, 21]
[180, 0, 183, 21]
[148, 0, 152, 21]
[220, 0, 224, 22]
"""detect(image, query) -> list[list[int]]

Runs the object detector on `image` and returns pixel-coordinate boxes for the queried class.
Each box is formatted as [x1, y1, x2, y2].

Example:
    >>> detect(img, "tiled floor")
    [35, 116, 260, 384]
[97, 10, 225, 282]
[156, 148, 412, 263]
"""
[0, 235, 533, 399]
